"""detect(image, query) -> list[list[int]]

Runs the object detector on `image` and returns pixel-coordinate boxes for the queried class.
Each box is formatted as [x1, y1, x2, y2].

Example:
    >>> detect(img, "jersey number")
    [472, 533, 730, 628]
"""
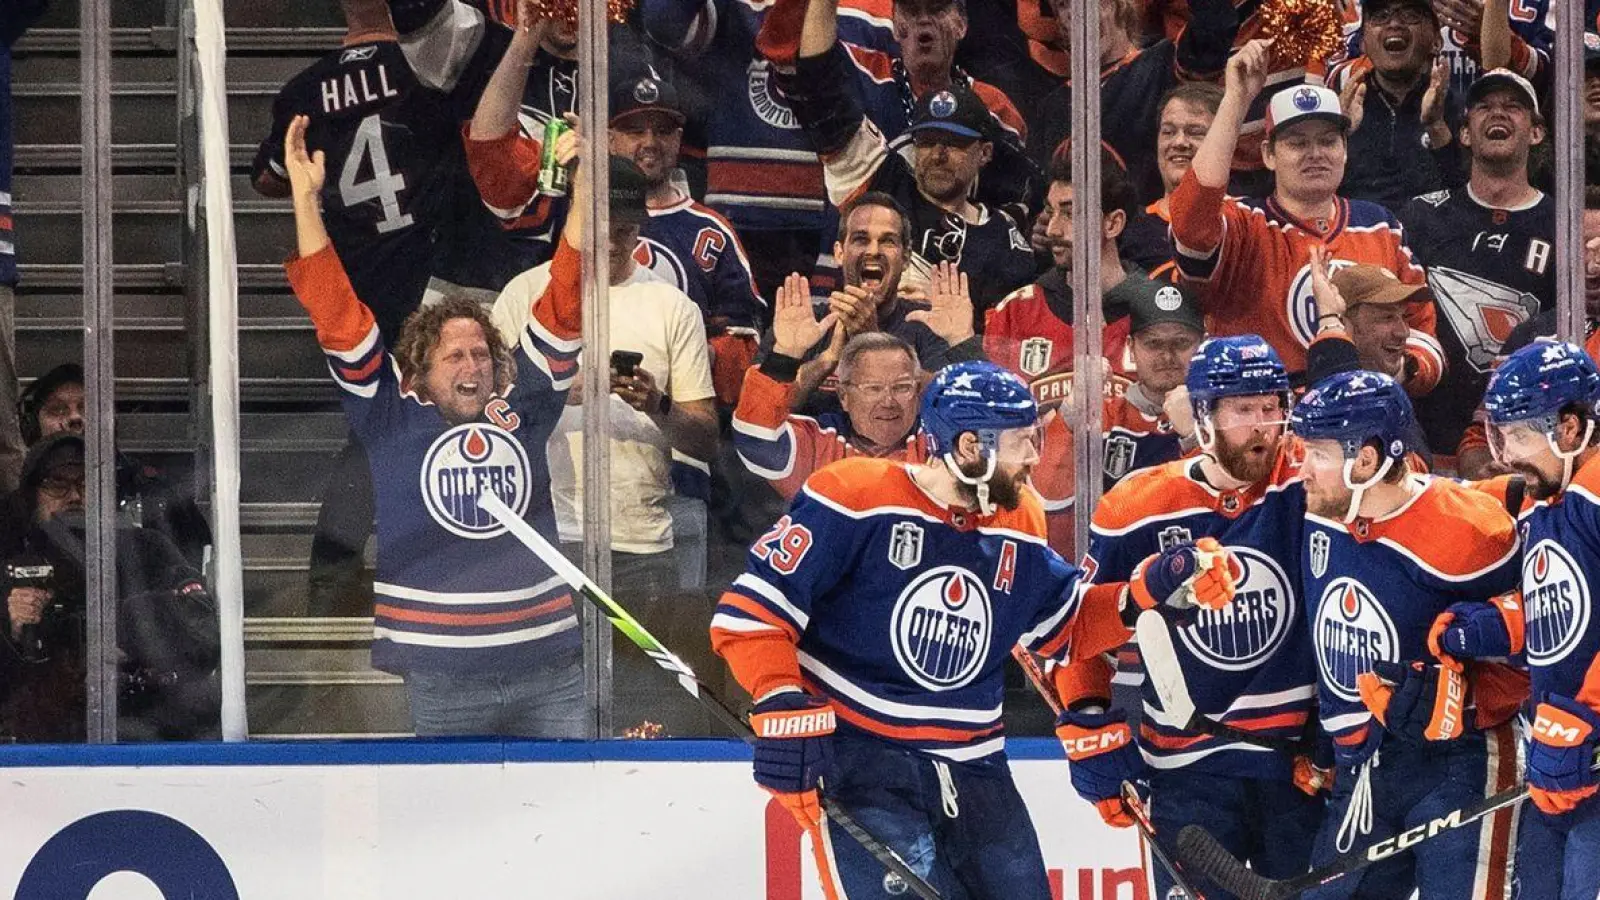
[754, 515, 814, 575]
[339, 114, 414, 235]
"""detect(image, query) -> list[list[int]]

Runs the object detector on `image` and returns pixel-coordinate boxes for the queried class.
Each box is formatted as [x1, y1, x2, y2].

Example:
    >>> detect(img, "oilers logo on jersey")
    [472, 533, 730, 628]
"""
[1522, 540, 1592, 666]
[890, 566, 993, 691]
[1314, 577, 1399, 702]
[421, 423, 531, 539]
[1176, 547, 1296, 672]
[633, 237, 690, 290]
[1286, 258, 1358, 347]
[746, 60, 800, 130]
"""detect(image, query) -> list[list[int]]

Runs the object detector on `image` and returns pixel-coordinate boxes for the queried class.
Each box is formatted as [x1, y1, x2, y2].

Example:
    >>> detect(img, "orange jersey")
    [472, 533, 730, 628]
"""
[1169, 170, 1442, 381]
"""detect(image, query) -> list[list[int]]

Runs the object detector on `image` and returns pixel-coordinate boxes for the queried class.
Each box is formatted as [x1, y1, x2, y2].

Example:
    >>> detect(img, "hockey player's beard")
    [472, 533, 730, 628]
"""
[1508, 461, 1562, 502]
[1305, 482, 1355, 519]
[956, 459, 1032, 511]
[1212, 432, 1277, 485]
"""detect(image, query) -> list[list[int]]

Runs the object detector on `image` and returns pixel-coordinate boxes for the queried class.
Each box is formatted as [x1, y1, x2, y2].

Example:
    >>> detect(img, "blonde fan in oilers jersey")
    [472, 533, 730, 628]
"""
[1291, 371, 1519, 900]
[710, 361, 1235, 900]
[1435, 342, 1600, 900]
[281, 115, 589, 737]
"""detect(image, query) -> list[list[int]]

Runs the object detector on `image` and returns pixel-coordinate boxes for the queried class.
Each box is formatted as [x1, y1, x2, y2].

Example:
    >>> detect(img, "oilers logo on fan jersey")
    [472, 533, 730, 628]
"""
[892, 566, 993, 691]
[1176, 547, 1296, 672]
[1313, 577, 1398, 702]
[1522, 540, 1592, 666]
[421, 424, 531, 539]
[1286, 258, 1358, 347]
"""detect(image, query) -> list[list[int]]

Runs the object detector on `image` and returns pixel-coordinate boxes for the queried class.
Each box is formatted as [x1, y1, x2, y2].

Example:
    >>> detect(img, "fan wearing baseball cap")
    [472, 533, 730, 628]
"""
[754, 0, 1037, 316]
[1170, 38, 1442, 390]
[1397, 66, 1554, 478]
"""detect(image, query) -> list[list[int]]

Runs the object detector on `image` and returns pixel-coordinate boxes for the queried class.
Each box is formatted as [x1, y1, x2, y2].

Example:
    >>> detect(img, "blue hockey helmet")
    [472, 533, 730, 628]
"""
[920, 360, 1039, 458]
[1290, 370, 1414, 464]
[1186, 335, 1291, 420]
[1483, 341, 1600, 427]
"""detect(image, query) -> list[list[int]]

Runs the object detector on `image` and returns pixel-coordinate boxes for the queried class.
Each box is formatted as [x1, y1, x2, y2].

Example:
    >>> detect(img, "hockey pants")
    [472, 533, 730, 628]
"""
[1512, 797, 1600, 900]
[1147, 768, 1324, 900]
[815, 732, 1051, 900]
[1304, 727, 1518, 900]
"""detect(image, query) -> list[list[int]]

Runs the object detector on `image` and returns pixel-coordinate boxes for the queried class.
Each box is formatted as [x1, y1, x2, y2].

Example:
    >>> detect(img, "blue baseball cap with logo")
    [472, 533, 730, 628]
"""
[907, 83, 993, 141]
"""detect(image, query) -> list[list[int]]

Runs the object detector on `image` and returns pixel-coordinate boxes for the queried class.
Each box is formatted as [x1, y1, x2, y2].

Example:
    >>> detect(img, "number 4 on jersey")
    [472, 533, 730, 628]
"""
[339, 114, 414, 234]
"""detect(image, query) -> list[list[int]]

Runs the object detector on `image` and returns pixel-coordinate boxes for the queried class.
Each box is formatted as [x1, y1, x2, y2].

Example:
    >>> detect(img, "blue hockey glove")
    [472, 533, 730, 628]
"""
[1056, 707, 1145, 827]
[1528, 694, 1600, 816]
[1357, 660, 1469, 744]
[1129, 538, 1236, 623]
[1428, 596, 1523, 666]
[750, 691, 836, 830]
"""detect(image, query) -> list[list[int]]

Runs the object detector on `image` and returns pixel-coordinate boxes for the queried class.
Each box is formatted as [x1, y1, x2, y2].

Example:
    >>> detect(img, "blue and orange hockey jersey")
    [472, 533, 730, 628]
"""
[284, 239, 584, 675]
[1168, 169, 1443, 384]
[1084, 447, 1315, 780]
[710, 457, 1126, 762]
[1304, 476, 1519, 767]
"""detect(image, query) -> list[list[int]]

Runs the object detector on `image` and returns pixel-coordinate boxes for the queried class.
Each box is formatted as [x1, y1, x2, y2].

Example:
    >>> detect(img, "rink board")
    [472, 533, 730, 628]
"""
[0, 739, 1145, 900]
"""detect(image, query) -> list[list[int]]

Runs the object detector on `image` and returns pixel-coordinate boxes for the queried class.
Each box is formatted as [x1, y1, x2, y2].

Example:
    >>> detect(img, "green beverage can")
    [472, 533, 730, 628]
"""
[538, 117, 573, 197]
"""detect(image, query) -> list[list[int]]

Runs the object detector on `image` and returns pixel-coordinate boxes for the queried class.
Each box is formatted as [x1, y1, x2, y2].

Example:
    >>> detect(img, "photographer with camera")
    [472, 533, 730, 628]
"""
[0, 434, 222, 743]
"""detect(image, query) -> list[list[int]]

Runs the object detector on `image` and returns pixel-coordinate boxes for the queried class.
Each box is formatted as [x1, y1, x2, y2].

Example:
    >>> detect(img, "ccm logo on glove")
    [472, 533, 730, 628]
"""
[1533, 708, 1591, 747]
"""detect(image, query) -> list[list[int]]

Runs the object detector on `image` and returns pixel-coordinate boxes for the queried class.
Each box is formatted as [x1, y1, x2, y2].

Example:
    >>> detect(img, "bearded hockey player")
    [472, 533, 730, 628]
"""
[1292, 370, 1519, 900]
[1071, 335, 1322, 900]
[709, 360, 1232, 899]
[1434, 342, 1600, 900]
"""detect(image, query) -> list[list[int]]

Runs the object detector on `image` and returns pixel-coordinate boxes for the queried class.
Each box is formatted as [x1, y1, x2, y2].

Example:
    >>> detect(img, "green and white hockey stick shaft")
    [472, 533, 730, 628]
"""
[478, 492, 942, 900]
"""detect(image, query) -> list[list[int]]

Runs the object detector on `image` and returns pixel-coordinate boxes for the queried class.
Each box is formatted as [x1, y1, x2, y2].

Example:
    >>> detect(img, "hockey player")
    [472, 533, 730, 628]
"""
[1291, 370, 1519, 900]
[710, 360, 1235, 899]
[1398, 68, 1553, 475]
[281, 114, 590, 737]
[1432, 342, 1600, 900]
[757, 0, 1036, 315]
[1070, 335, 1323, 900]
[1170, 38, 1442, 384]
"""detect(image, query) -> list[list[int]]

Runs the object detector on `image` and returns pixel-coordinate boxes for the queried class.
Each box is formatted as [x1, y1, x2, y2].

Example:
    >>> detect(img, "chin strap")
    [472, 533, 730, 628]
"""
[1549, 419, 1596, 492]
[1341, 455, 1395, 524]
[944, 451, 998, 517]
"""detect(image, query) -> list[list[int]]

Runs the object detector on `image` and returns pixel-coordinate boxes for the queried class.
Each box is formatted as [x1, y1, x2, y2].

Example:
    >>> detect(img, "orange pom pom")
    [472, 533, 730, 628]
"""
[1258, 0, 1346, 69]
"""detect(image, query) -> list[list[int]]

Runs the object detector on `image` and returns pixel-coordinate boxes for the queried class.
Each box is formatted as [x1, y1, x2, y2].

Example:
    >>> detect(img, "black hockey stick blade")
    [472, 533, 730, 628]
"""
[1124, 782, 1205, 900]
[480, 493, 943, 900]
[1177, 825, 1275, 900]
[1504, 475, 1526, 515]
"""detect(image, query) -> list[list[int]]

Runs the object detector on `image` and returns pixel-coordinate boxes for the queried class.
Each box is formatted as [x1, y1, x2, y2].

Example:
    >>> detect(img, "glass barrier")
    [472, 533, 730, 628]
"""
[8, 0, 1588, 748]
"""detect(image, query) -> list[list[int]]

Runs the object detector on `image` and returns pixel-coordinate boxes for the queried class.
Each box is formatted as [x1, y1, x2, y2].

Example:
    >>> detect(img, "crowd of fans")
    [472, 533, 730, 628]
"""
[3, 0, 1600, 739]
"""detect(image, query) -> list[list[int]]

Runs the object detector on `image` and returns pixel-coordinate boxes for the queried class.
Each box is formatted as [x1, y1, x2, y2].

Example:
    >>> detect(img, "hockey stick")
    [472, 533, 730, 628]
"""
[1010, 646, 1204, 900]
[1177, 752, 1600, 900]
[1135, 610, 1304, 755]
[479, 492, 942, 900]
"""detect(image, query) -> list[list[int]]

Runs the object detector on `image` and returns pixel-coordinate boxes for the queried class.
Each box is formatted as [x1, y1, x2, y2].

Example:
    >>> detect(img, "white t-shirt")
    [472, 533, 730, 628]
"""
[494, 264, 715, 553]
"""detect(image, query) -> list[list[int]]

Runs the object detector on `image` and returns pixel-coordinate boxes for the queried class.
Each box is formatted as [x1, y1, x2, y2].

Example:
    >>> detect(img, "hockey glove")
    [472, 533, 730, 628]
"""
[1427, 595, 1524, 671]
[1292, 756, 1334, 796]
[1356, 660, 1469, 744]
[1527, 694, 1600, 816]
[1057, 708, 1145, 827]
[750, 691, 837, 831]
[1129, 537, 1236, 620]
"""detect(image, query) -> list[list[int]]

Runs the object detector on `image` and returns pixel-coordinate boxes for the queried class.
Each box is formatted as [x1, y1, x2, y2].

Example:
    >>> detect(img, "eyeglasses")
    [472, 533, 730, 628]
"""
[842, 380, 919, 402]
[38, 474, 85, 499]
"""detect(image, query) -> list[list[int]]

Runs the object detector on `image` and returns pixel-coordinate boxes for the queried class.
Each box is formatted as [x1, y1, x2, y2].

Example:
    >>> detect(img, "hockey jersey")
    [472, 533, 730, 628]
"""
[1169, 169, 1443, 383]
[1085, 448, 1315, 780]
[1497, 454, 1600, 713]
[639, 0, 895, 231]
[1399, 188, 1555, 457]
[284, 240, 584, 675]
[710, 457, 1126, 762]
[983, 267, 1138, 403]
[1304, 476, 1519, 767]
[253, 10, 509, 338]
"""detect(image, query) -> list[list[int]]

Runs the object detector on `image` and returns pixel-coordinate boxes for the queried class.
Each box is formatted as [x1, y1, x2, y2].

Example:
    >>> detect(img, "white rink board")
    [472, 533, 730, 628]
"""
[0, 740, 1145, 900]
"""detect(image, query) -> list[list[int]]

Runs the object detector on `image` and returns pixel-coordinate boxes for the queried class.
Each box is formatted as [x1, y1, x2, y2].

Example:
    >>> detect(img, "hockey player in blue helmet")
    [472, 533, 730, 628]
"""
[710, 359, 1228, 899]
[1290, 368, 1415, 524]
[1185, 335, 1294, 485]
[1291, 369, 1522, 900]
[1482, 340, 1600, 500]
[1433, 341, 1600, 900]
[918, 360, 1043, 516]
